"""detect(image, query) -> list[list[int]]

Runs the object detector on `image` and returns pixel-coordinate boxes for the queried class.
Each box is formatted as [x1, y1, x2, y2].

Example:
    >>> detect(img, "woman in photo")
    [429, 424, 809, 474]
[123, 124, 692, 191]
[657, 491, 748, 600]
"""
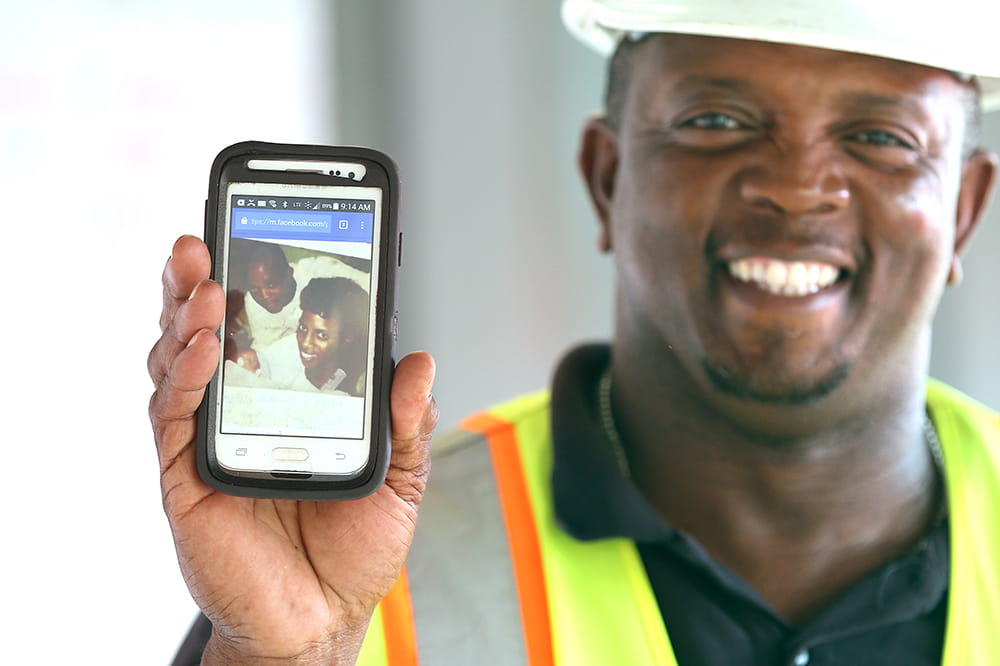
[294, 276, 369, 396]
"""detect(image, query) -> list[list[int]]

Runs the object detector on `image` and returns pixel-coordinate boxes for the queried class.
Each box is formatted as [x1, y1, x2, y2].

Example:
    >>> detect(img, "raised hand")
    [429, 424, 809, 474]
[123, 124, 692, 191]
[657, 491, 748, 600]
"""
[148, 235, 437, 664]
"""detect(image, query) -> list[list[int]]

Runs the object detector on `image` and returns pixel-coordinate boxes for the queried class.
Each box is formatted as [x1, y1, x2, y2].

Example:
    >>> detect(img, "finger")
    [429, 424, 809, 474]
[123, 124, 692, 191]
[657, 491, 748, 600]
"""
[170, 280, 226, 345]
[149, 328, 220, 469]
[389, 351, 438, 470]
[148, 279, 225, 386]
[160, 235, 213, 332]
[155, 328, 222, 414]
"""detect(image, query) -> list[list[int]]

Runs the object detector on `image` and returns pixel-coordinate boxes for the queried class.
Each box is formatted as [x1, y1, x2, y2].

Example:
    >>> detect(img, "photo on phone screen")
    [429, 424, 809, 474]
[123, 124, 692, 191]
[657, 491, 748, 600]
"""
[211, 183, 384, 477]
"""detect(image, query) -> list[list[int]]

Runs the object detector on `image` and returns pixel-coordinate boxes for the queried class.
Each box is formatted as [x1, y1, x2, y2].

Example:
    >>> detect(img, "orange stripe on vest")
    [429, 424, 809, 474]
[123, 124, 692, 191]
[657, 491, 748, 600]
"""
[380, 566, 419, 665]
[463, 411, 556, 666]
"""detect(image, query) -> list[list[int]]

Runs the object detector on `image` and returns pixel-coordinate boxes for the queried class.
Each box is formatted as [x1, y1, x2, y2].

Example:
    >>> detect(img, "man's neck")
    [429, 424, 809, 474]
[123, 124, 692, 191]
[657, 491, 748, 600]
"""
[608, 343, 942, 623]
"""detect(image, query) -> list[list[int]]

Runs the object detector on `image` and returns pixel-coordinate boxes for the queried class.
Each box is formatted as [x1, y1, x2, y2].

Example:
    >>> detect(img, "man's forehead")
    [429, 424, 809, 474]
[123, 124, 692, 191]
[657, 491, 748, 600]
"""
[637, 33, 940, 75]
[630, 34, 974, 110]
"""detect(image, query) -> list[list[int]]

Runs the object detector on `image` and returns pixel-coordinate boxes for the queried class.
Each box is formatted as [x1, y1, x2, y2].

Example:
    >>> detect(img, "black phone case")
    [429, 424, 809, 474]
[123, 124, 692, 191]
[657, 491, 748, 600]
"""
[197, 140, 400, 500]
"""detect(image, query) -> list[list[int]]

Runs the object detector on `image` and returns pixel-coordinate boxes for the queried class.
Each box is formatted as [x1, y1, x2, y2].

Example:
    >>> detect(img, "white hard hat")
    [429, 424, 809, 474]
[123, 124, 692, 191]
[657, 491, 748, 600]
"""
[562, 0, 1000, 111]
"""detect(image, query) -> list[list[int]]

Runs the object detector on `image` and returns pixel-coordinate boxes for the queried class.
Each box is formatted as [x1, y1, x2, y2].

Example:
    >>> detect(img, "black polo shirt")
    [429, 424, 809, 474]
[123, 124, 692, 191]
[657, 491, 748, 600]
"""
[550, 344, 950, 666]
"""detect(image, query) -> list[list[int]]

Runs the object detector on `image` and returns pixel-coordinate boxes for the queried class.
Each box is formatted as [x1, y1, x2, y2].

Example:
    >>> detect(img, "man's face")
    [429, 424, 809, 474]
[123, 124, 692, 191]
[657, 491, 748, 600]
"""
[247, 261, 295, 314]
[584, 34, 994, 409]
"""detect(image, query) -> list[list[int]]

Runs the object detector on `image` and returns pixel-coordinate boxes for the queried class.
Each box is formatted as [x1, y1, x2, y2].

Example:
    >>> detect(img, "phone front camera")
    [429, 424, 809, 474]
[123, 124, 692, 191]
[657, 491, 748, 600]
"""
[348, 172, 356, 179]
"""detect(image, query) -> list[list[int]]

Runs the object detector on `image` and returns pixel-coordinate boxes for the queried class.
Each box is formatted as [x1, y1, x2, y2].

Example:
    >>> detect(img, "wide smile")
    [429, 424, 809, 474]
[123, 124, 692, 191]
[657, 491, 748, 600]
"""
[727, 257, 843, 297]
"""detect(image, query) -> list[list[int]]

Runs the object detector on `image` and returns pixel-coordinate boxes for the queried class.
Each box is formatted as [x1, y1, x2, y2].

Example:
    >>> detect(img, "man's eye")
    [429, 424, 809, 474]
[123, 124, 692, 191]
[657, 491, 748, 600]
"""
[850, 130, 913, 149]
[680, 112, 742, 130]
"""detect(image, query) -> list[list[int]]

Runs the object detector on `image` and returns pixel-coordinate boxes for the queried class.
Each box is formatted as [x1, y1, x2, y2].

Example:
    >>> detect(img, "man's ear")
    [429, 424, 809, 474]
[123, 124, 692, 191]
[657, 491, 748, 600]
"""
[949, 148, 998, 285]
[578, 116, 620, 253]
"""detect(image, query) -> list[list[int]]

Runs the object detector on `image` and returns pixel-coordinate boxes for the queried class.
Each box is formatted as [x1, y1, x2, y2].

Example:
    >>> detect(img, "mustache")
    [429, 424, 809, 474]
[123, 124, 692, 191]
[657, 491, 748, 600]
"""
[705, 215, 861, 258]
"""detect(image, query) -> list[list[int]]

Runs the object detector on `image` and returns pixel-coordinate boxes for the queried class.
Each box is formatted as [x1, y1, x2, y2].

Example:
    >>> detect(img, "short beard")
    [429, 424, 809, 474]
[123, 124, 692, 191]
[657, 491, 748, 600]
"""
[701, 358, 851, 406]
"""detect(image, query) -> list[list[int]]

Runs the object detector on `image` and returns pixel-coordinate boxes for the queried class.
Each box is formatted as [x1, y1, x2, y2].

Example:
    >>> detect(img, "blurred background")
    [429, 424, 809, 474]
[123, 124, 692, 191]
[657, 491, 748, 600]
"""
[1, 1, 996, 662]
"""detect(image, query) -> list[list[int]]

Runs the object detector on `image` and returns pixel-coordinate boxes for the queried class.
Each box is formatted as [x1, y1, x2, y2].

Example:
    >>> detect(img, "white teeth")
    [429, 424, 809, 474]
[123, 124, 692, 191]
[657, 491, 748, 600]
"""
[728, 258, 840, 296]
[766, 260, 788, 288]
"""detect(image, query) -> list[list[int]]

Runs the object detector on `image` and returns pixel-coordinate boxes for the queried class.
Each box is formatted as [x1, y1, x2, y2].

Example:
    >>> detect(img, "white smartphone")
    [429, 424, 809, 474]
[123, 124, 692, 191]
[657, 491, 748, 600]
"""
[197, 141, 400, 499]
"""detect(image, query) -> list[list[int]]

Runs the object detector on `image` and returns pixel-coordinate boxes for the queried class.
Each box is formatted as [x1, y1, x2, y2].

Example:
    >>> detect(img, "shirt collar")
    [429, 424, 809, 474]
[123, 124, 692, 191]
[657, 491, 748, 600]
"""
[551, 343, 677, 542]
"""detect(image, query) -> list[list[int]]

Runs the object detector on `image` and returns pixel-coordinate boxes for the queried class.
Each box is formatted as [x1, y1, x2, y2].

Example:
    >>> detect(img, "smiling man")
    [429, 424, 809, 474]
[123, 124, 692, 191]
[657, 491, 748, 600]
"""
[150, 2, 1000, 664]
[566, 29, 997, 660]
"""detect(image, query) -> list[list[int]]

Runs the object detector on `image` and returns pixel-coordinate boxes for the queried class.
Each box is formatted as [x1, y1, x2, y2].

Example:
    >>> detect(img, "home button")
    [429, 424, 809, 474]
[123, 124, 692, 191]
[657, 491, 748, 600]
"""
[272, 447, 309, 462]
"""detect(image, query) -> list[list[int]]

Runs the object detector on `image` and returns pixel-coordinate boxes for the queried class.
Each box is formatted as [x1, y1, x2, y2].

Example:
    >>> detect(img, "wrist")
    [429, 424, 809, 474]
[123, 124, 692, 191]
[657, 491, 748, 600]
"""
[200, 623, 368, 666]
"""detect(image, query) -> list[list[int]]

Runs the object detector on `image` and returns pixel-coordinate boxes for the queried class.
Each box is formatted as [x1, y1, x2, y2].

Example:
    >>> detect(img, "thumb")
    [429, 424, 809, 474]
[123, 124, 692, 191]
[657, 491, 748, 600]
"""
[389, 351, 438, 471]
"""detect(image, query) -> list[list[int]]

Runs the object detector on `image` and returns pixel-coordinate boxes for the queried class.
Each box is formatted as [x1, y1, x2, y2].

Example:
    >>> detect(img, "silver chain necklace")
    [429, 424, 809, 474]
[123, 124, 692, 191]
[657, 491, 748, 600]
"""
[597, 366, 945, 480]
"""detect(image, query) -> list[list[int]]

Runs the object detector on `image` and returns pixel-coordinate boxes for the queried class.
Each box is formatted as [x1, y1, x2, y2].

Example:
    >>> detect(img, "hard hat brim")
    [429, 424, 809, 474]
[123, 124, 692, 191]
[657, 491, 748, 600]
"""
[563, 0, 1000, 112]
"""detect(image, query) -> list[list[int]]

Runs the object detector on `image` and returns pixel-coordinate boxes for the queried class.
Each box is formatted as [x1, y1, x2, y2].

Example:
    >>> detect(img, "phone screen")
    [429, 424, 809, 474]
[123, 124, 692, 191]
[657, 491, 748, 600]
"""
[213, 182, 383, 476]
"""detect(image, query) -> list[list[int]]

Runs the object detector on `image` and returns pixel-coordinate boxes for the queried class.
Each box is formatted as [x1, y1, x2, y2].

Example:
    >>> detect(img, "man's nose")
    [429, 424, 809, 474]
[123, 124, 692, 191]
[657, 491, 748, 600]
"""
[738, 144, 850, 217]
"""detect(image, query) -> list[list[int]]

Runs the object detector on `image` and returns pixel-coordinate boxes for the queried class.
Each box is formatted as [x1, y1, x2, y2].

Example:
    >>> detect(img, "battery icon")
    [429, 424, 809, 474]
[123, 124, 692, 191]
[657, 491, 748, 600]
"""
[332, 202, 340, 210]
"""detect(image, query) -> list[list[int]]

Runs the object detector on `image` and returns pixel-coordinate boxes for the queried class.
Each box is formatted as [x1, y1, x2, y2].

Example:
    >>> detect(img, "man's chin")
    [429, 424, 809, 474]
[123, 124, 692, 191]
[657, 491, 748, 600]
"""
[701, 359, 851, 406]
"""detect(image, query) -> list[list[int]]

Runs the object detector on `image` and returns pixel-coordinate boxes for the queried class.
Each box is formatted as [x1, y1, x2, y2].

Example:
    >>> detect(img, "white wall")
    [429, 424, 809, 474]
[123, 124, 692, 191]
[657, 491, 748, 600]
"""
[0, 2, 331, 662]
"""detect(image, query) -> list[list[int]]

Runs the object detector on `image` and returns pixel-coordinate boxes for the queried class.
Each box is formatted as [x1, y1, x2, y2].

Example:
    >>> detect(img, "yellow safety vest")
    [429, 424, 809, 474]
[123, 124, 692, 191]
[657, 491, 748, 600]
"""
[358, 380, 1000, 665]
